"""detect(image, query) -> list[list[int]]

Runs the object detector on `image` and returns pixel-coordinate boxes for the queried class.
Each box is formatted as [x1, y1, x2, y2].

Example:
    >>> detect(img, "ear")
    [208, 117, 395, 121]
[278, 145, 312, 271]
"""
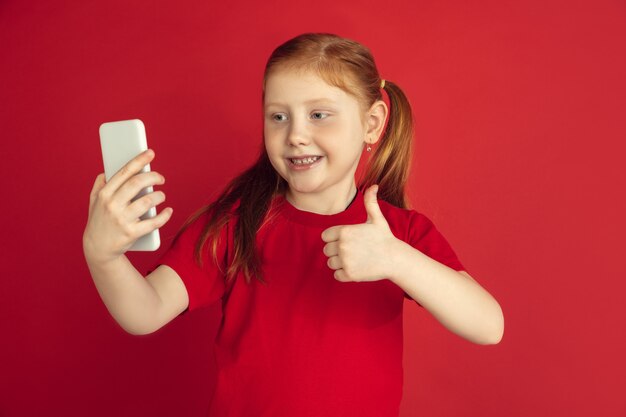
[364, 100, 388, 145]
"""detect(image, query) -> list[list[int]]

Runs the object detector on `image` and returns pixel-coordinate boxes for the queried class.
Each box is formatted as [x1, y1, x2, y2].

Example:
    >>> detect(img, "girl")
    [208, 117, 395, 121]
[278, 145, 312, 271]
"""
[83, 33, 503, 417]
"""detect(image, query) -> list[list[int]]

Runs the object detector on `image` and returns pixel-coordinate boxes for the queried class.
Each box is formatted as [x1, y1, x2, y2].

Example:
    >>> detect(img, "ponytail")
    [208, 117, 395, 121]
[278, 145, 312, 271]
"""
[359, 80, 414, 209]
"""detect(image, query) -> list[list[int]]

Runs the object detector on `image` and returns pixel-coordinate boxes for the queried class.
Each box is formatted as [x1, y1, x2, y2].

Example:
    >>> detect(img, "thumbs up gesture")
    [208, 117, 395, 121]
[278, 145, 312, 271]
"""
[321, 184, 399, 282]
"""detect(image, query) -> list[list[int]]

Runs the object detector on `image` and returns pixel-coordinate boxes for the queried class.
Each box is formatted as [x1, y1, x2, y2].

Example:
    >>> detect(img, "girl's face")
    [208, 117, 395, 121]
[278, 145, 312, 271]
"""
[263, 69, 370, 203]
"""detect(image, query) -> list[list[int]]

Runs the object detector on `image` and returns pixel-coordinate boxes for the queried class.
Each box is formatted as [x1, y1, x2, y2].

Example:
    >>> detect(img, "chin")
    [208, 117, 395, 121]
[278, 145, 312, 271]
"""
[285, 178, 325, 194]
[287, 184, 319, 194]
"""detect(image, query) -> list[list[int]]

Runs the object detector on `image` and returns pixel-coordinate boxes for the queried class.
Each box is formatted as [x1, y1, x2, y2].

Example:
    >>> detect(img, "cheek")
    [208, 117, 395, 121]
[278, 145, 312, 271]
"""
[264, 124, 284, 140]
[264, 141, 285, 169]
[263, 130, 278, 151]
[324, 125, 362, 150]
[320, 122, 343, 135]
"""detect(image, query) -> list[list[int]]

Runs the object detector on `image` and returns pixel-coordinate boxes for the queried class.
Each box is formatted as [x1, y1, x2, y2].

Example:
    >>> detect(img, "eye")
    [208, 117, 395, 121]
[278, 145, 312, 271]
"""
[272, 113, 287, 122]
[311, 112, 328, 120]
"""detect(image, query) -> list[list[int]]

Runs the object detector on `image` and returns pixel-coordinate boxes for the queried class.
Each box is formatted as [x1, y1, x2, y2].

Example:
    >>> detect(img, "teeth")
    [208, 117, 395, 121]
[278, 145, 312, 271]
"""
[291, 156, 321, 165]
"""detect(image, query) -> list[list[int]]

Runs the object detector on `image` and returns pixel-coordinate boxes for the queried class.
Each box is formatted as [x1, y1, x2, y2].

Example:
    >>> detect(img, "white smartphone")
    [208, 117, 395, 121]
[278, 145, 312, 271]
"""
[99, 119, 160, 251]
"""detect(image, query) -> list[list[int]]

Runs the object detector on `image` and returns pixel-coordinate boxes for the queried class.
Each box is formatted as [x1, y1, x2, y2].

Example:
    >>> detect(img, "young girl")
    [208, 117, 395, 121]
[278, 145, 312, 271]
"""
[83, 33, 503, 417]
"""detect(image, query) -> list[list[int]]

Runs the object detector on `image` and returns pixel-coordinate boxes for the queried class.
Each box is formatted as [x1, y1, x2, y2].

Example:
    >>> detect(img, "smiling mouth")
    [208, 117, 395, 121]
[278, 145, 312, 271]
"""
[289, 156, 323, 165]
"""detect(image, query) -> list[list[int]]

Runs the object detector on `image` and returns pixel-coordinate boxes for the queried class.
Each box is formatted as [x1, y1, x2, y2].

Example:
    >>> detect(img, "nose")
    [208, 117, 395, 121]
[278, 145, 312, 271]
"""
[286, 115, 311, 147]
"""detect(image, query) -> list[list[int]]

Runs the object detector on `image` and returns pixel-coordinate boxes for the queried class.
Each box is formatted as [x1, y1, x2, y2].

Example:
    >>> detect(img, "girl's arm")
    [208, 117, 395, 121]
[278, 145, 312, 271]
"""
[321, 185, 503, 344]
[82, 149, 187, 335]
[387, 239, 504, 345]
[84, 252, 188, 335]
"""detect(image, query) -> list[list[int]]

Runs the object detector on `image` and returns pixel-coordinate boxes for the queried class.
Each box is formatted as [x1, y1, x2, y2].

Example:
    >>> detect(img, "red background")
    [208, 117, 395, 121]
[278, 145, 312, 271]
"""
[1, 1, 625, 416]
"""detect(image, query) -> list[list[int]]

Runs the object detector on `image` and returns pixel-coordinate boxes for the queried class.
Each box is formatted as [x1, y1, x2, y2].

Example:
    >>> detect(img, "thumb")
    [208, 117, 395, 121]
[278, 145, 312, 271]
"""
[364, 184, 385, 224]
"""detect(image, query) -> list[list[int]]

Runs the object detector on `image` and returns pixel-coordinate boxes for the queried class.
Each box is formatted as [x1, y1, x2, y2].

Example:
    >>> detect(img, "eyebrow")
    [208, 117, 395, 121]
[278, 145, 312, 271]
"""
[264, 98, 338, 107]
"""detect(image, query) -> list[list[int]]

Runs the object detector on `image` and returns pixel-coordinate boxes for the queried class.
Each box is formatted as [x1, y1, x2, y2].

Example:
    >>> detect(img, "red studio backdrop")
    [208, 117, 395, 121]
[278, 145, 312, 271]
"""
[1, 1, 624, 416]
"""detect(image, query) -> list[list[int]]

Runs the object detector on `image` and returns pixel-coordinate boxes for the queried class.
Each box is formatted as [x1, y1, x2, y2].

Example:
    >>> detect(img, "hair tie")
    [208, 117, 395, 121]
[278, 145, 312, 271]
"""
[380, 79, 386, 89]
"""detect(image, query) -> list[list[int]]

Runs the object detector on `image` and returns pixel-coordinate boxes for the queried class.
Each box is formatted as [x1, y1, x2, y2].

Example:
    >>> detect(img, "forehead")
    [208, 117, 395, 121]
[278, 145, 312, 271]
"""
[263, 69, 348, 107]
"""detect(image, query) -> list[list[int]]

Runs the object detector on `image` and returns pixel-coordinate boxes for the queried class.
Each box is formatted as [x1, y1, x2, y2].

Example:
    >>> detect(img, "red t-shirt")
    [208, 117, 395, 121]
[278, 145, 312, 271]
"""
[147, 187, 465, 417]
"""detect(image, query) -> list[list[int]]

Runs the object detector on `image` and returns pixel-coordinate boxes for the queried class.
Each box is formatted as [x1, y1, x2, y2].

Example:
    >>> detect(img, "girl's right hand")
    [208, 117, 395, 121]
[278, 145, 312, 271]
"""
[82, 149, 173, 265]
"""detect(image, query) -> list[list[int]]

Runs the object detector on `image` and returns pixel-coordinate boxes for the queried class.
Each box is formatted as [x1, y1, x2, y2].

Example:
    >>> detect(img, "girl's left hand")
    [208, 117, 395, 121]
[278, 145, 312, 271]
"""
[321, 184, 399, 282]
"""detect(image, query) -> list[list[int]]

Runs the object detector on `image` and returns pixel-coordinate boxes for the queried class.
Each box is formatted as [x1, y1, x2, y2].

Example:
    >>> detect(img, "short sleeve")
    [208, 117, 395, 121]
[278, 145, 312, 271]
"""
[145, 213, 228, 315]
[403, 211, 465, 306]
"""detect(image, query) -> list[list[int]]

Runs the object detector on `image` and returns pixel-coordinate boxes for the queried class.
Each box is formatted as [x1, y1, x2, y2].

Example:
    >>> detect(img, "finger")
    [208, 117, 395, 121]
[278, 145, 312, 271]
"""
[323, 241, 339, 257]
[105, 149, 156, 196]
[133, 206, 174, 237]
[125, 190, 166, 222]
[321, 225, 341, 243]
[334, 269, 347, 282]
[364, 184, 385, 224]
[327, 255, 342, 270]
[116, 170, 165, 211]
[89, 173, 107, 206]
